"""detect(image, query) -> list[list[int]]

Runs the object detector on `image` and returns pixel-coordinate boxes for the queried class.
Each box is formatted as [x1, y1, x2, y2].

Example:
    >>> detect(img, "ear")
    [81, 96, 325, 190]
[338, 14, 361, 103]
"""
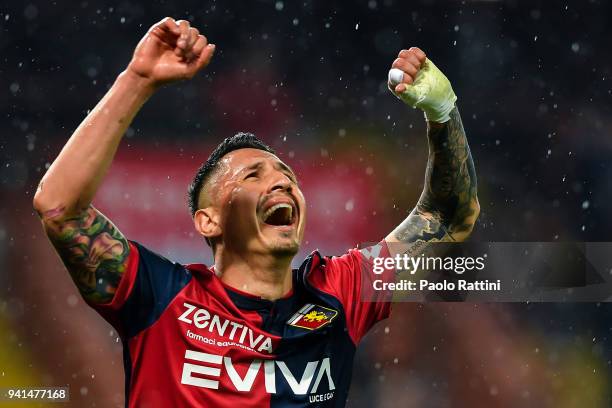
[194, 207, 222, 241]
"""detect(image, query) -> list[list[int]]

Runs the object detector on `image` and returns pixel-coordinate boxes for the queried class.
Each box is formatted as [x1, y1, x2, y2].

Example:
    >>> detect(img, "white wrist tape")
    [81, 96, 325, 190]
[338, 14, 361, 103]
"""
[392, 58, 457, 123]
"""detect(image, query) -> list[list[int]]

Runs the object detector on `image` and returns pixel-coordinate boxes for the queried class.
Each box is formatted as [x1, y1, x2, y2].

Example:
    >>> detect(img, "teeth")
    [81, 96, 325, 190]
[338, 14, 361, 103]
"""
[263, 203, 293, 222]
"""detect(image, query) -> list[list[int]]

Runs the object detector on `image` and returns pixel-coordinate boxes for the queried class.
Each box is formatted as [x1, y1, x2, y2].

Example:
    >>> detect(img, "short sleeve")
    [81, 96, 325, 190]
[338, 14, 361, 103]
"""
[305, 242, 394, 344]
[87, 241, 192, 338]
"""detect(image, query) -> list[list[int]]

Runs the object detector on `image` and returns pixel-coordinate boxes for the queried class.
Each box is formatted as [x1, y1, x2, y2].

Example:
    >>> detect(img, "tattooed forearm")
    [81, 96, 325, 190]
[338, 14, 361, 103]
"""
[41, 206, 130, 303]
[388, 106, 479, 246]
[419, 106, 479, 239]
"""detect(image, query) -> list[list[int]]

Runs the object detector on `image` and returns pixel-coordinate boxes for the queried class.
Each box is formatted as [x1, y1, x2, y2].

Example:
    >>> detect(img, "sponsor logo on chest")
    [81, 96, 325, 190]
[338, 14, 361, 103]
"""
[181, 349, 335, 398]
[178, 302, 273, 354]
[177, 303, 338, 400]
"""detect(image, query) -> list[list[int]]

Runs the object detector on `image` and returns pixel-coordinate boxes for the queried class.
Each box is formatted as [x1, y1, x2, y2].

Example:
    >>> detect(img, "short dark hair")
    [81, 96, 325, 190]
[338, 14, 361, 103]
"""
[187, 132, 276, 216]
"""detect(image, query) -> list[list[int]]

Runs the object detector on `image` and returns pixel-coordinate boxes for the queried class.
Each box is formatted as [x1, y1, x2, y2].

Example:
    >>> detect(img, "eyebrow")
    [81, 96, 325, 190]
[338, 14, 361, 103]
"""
[243, 160, 297, 180]
[244, 162, 263, 171]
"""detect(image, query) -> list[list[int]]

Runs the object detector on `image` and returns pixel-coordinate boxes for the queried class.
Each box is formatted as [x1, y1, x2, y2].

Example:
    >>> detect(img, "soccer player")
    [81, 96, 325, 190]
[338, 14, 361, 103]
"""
[33, 17, 479, 407]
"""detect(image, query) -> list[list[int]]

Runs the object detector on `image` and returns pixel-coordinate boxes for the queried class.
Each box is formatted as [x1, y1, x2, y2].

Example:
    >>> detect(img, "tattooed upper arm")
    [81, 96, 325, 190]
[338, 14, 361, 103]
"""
[40, 206, 130, 304]
[385, 106, 479, 255]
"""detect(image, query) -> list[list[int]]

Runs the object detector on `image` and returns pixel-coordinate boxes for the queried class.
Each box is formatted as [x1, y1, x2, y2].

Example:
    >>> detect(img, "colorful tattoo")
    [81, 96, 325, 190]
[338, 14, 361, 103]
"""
[43, 206, 130, 303]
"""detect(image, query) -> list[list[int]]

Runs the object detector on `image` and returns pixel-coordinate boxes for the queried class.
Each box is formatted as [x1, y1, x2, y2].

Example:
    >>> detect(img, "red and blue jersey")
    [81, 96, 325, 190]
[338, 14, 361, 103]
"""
[89, 241, 391, 407]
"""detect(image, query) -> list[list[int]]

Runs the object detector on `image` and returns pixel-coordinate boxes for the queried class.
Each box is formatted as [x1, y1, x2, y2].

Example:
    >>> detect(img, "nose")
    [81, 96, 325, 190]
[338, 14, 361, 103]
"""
[268, 173, 292, 193]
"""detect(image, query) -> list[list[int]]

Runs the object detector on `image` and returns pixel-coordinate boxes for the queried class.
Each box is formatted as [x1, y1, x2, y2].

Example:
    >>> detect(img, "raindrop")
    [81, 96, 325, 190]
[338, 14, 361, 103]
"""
[345, 199, 354, 212]
[26, 133, 36, 151]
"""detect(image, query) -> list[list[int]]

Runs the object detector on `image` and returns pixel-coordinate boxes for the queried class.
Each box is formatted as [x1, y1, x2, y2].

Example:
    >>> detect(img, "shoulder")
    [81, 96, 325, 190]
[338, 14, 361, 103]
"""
[298, 243, 387, 277]
[296, 248, 362, 294]
[297, 242, 389, 292]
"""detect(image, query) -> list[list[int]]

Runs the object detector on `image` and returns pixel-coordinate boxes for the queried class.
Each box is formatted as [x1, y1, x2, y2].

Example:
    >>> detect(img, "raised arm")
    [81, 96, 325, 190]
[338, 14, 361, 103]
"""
[33, 17, 215, 303]
[384, 48, 479, 250]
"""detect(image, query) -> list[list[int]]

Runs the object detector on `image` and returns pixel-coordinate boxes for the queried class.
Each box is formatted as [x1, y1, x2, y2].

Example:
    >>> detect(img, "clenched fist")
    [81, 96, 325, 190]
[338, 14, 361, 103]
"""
[127, 17, 215, 87]
[388, 47, 457, 123]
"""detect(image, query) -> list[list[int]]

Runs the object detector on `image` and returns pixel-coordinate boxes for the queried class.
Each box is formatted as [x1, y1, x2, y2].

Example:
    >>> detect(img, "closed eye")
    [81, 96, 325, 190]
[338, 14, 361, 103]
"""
[245, 171, 258, 180]
[285, 172, 298, 184]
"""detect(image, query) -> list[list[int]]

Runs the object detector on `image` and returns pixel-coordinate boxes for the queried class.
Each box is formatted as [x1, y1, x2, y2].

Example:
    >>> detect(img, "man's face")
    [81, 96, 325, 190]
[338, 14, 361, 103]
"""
[207, 148, 306, 257]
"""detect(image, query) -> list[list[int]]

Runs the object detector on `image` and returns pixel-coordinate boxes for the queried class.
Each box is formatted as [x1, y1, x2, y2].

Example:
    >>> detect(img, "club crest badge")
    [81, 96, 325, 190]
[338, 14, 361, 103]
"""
[287, 303, 338, 330]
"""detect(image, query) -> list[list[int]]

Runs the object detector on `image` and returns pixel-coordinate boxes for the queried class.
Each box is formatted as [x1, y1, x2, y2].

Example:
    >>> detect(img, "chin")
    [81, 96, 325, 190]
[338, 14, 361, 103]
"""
[268, 239, 300, 257]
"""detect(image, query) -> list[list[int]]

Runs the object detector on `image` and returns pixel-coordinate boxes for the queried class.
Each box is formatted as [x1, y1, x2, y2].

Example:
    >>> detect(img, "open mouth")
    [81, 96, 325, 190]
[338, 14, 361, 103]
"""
[261, 202, 296, 227]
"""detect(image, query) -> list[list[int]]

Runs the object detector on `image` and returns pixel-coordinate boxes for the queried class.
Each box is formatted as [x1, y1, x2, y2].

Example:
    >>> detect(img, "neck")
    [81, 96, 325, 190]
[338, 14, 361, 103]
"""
[214, 248, 294, 301]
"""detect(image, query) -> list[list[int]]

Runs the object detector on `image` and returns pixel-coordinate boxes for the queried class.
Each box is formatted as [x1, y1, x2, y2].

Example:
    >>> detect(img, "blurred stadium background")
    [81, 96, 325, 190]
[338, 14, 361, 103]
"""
[1, 0, 612, 406]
